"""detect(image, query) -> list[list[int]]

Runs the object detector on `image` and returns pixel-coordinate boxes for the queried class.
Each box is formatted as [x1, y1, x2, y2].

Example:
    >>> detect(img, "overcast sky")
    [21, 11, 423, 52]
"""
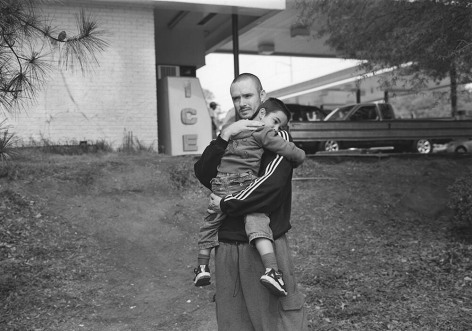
[197, 53, 359, 112]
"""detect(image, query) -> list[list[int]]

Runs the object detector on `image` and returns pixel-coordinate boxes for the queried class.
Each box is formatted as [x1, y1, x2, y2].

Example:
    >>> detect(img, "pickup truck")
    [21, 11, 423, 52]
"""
[285, 103, 331, 122]
[288, 103, 472, 154]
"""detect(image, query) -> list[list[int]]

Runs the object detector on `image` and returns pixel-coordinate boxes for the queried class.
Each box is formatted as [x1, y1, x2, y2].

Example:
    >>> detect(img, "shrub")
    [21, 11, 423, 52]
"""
[117, 131, 154, 153]
[94, 139, 114, 153]
[447, 173, 472, 225]
[25, 137, 114, 155]
[0, 120, 18, 161]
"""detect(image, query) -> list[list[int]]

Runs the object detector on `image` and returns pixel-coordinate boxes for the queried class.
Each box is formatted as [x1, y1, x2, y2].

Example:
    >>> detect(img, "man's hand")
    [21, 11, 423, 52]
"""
[220, 120, 264, 141]
[207, 193, 222, 214]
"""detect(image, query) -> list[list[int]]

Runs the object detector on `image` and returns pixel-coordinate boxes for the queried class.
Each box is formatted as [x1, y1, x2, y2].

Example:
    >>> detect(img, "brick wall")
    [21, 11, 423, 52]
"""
[7, 2, 158, 150]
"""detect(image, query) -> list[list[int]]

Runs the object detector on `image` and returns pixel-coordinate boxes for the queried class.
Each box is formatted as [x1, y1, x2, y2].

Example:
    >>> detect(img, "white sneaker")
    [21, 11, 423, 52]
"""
[193, 265, 211, 287]
[260, 268, 287, 296]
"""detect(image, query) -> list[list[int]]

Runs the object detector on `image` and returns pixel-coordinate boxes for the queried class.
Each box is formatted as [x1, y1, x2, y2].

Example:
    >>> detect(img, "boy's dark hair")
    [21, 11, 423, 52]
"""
[250, 97, 291, 122]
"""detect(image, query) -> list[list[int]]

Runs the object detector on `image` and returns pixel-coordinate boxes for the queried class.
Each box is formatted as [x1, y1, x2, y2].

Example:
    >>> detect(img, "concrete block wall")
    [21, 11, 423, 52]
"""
[6, 2, 158, 150]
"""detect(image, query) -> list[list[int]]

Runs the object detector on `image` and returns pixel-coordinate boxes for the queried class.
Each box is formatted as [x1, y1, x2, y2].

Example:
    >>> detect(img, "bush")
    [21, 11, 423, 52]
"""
[117, 131, 154, 153]
[447, 173, 472, 225]
[0, 120, 18, 161]
[25, 137, 114, 155]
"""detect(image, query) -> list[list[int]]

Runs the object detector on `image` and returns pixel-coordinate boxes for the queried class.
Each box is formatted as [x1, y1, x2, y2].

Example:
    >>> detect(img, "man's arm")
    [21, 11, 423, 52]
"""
[219, 150, 293, 217]
[194, 136, 228, 190]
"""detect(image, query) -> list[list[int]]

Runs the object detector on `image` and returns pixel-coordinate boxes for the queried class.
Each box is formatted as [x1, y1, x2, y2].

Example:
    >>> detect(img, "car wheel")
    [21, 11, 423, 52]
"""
[455, 146, 467, 153]
[322, 140, 340, 152]
[413, 139, 433, 154]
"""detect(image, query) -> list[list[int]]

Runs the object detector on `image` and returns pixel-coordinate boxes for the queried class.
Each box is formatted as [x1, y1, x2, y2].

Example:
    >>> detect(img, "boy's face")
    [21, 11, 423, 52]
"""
[260, 109, 288, 131]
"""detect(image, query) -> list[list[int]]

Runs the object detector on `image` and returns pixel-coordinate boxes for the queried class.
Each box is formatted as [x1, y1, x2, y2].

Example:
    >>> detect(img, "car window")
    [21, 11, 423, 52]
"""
[324, 105, 355, 121]
[287, 104, 326, 122]
[379, 104, 395, 120]
[350, 106, 378, 121]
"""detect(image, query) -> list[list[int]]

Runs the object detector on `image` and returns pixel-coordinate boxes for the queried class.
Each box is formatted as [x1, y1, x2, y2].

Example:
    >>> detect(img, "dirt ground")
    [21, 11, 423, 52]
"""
[2, 153, 218, 330]
[1, 151, 471, 330]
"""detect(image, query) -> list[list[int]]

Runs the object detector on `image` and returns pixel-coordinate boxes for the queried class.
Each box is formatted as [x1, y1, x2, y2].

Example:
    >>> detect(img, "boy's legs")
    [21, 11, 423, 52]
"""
[194, 211, 226, 286]
[245, 213, 287, 296]
[195, 172, 255, 286]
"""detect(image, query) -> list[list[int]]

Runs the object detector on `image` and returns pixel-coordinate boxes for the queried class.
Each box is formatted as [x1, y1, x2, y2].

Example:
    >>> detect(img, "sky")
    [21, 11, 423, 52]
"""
[196, 53, 359, 112]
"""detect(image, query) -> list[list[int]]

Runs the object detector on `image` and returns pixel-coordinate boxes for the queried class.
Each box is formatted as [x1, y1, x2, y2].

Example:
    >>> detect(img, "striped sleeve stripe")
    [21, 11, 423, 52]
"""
[277, 130, 289, 141]
[224, 154, 284, 202]
[224, 130, 290, 202]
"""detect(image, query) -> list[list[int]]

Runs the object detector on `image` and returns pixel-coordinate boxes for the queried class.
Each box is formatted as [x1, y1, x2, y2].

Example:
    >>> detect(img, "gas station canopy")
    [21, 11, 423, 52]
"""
[148, 0, 338, 58]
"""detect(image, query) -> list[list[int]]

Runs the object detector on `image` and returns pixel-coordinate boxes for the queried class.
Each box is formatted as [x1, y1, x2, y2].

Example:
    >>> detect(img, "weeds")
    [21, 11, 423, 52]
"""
[118, 131, 154, 153]
[25, 136, 114, 155]
[0, 120, 18, 161]
[2, 130, 153, 157]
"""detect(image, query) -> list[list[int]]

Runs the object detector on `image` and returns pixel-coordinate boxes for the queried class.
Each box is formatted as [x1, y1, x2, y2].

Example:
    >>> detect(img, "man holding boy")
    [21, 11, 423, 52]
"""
[194, 73, 308, 330]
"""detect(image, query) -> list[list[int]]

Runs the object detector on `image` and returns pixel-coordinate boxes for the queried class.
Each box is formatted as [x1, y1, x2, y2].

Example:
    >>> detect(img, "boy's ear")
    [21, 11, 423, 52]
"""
[258, 108, 266, 118]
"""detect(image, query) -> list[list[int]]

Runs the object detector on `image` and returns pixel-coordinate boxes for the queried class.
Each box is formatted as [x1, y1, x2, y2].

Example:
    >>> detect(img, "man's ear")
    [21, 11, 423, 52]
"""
[260, 89, 267, 102]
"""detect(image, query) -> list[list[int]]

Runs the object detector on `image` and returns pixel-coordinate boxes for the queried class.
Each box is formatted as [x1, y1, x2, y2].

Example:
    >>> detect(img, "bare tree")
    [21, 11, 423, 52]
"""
[0, 0, 108, 114]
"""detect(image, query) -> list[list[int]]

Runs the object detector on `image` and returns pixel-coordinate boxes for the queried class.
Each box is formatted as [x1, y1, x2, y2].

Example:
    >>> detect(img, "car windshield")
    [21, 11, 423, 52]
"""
[324, 105, 355, 121]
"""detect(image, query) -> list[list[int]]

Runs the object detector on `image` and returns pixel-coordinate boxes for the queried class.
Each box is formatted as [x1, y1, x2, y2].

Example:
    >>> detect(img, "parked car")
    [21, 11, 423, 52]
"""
[445, 138, 472, 153]
[286, 104, 331, 122]
[287, 102, 472, 154]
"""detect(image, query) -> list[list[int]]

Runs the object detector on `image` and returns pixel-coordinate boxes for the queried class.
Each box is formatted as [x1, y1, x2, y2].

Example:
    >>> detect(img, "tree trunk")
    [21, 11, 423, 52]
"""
[450, 61, 457, 118]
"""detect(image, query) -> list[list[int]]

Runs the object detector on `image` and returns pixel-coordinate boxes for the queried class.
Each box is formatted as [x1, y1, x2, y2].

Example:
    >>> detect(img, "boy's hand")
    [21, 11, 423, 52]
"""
[220, 120, 264, 141]
[207, 193, 222, 213]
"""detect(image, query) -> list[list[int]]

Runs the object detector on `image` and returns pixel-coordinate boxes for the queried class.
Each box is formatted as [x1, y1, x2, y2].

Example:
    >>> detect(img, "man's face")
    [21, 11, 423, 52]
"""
[230, 78, 265, 120]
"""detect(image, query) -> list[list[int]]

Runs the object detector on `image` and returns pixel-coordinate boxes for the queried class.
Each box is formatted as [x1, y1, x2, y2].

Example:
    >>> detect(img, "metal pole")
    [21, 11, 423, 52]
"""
[232, 14, 239, 79]
[232, 14, 240, 121]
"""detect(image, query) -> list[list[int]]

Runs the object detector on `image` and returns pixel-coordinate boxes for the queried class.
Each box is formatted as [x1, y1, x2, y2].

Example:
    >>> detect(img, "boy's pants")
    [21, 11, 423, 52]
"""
[198, 172, 273, 250]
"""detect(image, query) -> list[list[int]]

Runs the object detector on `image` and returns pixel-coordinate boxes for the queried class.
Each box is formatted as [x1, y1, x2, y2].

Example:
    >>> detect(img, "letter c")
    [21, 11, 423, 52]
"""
[181, 108, 197, 125]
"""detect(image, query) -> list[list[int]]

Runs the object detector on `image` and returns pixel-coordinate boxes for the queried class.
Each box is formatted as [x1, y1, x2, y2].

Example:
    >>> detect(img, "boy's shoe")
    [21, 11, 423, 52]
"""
[260, 268, 288, 297]
[194, 265, 211, 287]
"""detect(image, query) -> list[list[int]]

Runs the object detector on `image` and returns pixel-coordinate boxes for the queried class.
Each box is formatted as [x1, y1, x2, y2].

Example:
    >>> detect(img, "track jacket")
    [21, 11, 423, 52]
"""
[217, 126, 305, 176]
[194, 132, 295, 242]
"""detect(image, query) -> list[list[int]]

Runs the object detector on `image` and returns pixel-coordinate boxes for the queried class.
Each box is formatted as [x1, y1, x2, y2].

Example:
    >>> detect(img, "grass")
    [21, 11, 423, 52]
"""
[0, 189, 105, 330]
[0, 151, 471, 330]
[291, 157, 472, 330]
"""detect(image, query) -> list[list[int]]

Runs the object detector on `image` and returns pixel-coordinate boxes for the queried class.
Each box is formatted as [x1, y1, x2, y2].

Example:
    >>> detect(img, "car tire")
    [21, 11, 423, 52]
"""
[413, 139, 433, 154]
[455, 146, 467, 153]
[322, 140, 341, 152]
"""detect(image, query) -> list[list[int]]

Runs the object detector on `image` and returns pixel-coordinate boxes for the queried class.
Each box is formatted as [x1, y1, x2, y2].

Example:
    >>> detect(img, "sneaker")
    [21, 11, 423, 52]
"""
[194, 265, 211, 287]
[260, 268, 288, 297]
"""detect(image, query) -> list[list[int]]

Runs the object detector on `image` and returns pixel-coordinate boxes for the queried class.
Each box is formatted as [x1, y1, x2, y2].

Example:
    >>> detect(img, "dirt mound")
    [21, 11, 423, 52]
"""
[1, 152, 217, 330]
[2, 152, 471, 330]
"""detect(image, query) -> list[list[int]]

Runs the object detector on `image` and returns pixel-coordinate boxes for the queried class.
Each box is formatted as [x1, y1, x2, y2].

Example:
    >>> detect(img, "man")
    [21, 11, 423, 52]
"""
[194, 73, 308, 330]
[208, 101, 219, 138]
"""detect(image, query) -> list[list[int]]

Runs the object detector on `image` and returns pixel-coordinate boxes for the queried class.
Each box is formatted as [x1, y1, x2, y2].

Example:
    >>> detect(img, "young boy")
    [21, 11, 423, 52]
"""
[194, 97, 305, 296]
